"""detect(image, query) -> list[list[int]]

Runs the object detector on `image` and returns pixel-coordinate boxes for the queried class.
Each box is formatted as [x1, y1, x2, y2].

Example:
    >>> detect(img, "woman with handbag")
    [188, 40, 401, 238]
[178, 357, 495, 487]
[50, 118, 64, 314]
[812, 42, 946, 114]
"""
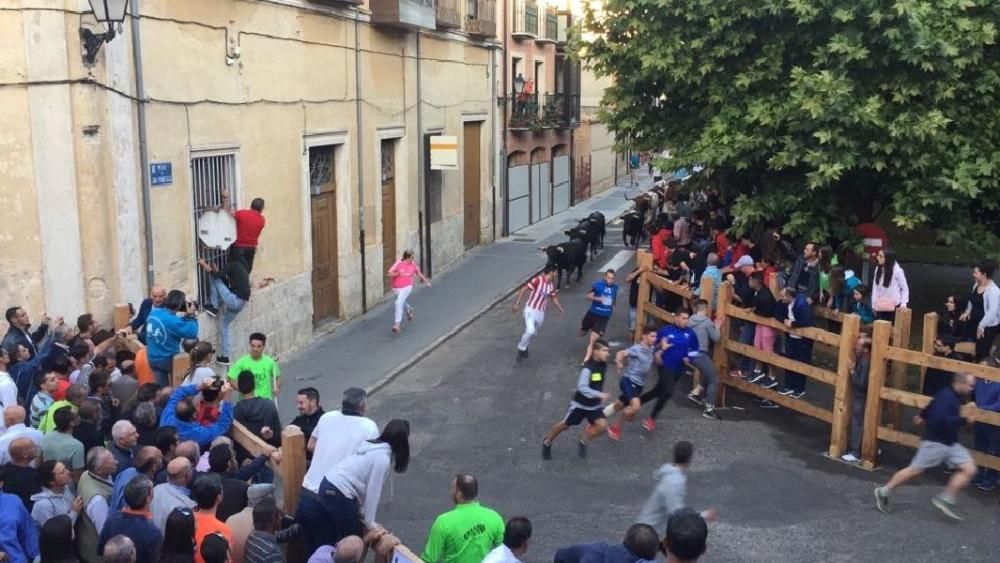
[871, 249, 909, 322]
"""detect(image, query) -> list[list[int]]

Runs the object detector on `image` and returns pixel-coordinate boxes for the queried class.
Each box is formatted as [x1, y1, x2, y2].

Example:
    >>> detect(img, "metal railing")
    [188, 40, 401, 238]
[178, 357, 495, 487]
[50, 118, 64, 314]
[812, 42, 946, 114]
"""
[512, 0, 538, 36]
[508, 93, 539, 129]
[542, 92, 580, 127]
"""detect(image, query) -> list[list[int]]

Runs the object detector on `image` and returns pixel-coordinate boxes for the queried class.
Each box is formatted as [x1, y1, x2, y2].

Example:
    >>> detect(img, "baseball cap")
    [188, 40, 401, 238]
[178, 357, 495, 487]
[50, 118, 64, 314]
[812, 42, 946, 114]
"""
[735, 256, 754, 269]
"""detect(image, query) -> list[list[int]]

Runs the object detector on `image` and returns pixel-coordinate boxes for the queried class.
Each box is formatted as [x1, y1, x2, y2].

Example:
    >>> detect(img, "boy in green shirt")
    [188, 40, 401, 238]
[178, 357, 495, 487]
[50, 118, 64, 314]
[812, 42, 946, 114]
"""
[421, 474, 504, 563]
[227, 332, 281, 399]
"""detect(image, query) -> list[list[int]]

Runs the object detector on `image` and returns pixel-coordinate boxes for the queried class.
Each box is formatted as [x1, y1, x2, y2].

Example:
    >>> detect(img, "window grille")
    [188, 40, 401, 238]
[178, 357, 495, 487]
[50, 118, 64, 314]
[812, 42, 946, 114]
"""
[191, 151, 239, 305]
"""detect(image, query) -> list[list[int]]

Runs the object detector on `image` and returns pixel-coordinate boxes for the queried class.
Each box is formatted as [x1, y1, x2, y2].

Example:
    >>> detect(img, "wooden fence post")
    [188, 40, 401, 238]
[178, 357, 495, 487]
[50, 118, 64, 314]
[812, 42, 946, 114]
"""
[861, 320, 893, 469]
[920, 312, 938, 394]
[698, 275, 715, 313]
[280, 426, 306, 515]
[712, 282, 733, 406]
[633, 250, 654, 343]
[113, 304, 131, 330]
[829, 313, 861, 458]
[888, 308, 912, 429]
[171, 352, 190, 388]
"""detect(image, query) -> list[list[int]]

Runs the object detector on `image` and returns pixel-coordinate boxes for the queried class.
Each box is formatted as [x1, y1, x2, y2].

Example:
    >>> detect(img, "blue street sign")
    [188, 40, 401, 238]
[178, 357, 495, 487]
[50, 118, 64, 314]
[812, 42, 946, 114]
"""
[150, 162, 173, 186]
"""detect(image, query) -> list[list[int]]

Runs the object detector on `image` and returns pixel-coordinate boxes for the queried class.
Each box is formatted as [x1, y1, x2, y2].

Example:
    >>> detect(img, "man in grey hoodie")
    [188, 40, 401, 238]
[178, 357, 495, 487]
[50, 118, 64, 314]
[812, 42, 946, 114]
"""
[637, 441, 716, 533]
[686, 300, 722, 420]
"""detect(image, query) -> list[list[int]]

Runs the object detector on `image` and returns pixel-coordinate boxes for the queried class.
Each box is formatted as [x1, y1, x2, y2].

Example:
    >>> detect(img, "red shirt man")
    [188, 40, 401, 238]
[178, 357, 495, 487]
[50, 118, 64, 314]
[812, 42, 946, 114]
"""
[222, 189, 266, 273]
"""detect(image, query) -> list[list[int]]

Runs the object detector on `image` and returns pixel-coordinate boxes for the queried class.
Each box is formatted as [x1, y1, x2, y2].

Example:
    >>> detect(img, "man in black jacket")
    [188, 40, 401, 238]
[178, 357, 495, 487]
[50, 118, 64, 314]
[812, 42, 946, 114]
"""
[2, 308, 53, 363]
[208, 443, 249, 522]
[233, 371, 281, 449]
[290, 387, 324, 449]
[198, 257, 251, 365]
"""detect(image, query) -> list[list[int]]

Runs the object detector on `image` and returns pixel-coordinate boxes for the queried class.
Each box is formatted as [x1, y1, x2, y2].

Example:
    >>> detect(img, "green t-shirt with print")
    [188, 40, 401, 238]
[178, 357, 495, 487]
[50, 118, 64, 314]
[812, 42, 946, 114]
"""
[227, 354, 281, 399]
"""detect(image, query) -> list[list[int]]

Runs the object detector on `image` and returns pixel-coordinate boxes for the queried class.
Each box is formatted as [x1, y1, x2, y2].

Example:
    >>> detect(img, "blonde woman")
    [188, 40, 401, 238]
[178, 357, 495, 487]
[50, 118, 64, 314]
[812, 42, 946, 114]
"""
[387, 250, 431, 333]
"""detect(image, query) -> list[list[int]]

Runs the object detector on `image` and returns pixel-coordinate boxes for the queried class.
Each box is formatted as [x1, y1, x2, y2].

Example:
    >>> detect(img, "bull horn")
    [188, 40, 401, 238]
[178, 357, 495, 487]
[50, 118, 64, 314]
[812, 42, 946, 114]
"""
[558, 247, 564, 253]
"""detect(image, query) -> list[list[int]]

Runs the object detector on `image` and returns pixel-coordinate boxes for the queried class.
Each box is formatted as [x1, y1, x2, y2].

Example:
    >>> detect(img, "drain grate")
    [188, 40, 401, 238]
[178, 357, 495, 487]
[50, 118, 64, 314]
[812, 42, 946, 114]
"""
[511, 238, 537, 243]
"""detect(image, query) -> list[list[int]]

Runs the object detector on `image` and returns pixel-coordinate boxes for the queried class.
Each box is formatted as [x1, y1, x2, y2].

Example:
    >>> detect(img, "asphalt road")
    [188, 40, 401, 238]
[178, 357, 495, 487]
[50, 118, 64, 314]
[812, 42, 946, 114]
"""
[354, 228, 1000, 563]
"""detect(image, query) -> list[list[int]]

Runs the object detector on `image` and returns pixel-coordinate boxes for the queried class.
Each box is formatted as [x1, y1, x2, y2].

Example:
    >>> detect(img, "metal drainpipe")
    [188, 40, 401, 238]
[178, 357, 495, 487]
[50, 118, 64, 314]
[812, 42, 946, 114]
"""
[130, 0, 154, 291]
[355, 15, 368, 312]
[501, 0, 509, 237]
[490, 45, 497, 242]
[417, 33, 432, 276]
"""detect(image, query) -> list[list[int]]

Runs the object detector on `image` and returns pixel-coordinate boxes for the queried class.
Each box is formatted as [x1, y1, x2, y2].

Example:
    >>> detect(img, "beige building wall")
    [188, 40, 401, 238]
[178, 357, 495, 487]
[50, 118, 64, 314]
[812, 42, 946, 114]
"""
[580, 65, 616, 194]
[0, 0, 497, 357]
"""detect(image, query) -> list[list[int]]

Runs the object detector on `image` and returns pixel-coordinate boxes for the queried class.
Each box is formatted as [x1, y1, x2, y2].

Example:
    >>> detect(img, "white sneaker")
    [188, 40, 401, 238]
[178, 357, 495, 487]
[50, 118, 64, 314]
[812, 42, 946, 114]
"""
[840, 453, 860, 463]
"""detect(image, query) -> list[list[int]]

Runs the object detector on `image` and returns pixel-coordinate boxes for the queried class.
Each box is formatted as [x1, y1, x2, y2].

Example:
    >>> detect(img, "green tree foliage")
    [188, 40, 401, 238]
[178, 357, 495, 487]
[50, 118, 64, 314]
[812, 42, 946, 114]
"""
[579, 0, 1000, 248]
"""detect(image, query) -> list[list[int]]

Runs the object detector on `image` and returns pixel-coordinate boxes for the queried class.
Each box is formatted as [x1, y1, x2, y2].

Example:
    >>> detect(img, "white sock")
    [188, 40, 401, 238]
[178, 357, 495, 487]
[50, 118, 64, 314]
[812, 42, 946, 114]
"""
[602, 404, 616, 417]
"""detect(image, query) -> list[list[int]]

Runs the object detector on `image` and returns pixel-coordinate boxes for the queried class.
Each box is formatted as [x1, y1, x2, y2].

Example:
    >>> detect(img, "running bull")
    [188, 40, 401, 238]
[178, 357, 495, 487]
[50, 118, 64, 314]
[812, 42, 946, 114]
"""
[541, 239, 586, 289]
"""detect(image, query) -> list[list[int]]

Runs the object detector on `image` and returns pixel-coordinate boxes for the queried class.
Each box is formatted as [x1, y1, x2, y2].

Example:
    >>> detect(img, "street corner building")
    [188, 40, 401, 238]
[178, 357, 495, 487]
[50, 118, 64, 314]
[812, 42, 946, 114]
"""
[0, 0, 505, 357]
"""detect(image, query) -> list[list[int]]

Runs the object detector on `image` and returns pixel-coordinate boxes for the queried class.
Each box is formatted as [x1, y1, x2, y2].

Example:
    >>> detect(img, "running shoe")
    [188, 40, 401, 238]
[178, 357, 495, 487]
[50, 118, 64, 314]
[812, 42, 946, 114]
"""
[759, 400, 779, 409]
[391, 324, 400, 333]
[791, 390, 806, 399]
[542, 441, 552, 460]
[760, 377, 779, 389]
[778, 388, 794, 396]
[840, 452, 860, 463]
[749, 372, 768, 384]
[405, 306, 414, 322]
[215, 355, 230, 366]
[874, 487, 890, 513]
[516, 349, 528, 362]
[686, 393, 705, 407]
[203, 304, 219, 318]
[607, 425, 622, 441]
[643, 417, 656, 432]
[702, 409, 721, 421]
[976, 481, 997, 492]
[931, 494, 962, 520]
[577, 440, 588, 459]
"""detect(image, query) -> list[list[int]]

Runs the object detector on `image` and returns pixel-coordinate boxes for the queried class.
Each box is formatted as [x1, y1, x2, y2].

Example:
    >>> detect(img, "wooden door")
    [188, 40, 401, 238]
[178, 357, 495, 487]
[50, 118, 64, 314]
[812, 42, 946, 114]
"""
[310, 146, 338, 323]
[463, 122, 481, 249]
[381, 139, 396, 289]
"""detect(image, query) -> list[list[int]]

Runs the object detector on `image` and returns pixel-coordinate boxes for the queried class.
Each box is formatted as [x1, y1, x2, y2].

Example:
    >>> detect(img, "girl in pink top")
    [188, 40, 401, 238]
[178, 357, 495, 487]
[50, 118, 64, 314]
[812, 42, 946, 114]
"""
[387, 250, 431, 333]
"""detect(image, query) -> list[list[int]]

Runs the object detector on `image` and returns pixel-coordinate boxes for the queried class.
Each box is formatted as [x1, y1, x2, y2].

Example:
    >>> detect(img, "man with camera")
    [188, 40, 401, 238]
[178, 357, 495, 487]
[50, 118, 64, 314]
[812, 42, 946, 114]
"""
[161, 378, 235, 449]
[145, 291, 200, 387]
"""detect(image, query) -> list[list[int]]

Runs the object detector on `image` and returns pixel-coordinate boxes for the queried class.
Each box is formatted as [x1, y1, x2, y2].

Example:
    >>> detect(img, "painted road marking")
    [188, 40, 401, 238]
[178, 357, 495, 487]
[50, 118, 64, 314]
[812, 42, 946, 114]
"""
[597, 250, 635, 274]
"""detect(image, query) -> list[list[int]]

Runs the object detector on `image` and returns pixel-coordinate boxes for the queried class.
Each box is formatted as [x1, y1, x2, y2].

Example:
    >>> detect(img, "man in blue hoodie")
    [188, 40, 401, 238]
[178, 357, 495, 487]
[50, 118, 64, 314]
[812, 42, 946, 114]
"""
[0, 465, 39, 562]
[875, 372, 978, 520]
[636, 309, 698, 433]
[553, 523, 659, 563]
[145, 290, 199, 386]
[775, 288, 813, 399]
[160, 381, 235, 449]
[971, 357, 1000, 491]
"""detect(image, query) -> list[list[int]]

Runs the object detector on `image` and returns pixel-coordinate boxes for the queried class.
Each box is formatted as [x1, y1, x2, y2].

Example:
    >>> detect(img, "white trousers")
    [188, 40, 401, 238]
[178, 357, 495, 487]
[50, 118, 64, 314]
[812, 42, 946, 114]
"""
[518, 307, 545, 351]
[393, 285, 413, 324]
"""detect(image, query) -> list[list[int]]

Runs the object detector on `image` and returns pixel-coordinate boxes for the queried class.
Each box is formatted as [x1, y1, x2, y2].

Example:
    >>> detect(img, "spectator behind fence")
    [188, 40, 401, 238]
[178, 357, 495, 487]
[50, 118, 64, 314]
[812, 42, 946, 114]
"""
[0, 406, 42, 465]
[2, 437, 41, 509]
[105, 535, 139, 563]
[100, 475, 163, 563]
[160, 506, 197, 563]
[775, 287, 814, 399]
[40, 406, 85, 477]
[31, 460, 82, 528]
[8, 335, 61, 410]
[871, 249, 909, 321]
[0, 465, 39, 562]
[848, 284, 875, 325]
[153, 457, 198, 533]
[112, 446, 164, 512]
[77, 446, 119, 563]
[37, 514, 74, 563]
[302, 388, 378, 494]
[161, 382, 235, 449]
[553, 523, 660, 563]
[130, 286, 168, 344]
[136, 401, 162, 447]
[192, 474, 234, 563]
[841, 333, 873, 464]
[29, 369, 60, 428]
[233, 370, 282, 448]
[971, 357, 1000, 492]
[227, 484, 278, 563]
[961, 260, 1000, 360]
[145, 290, 199, 387]
[244, 497, 284, 563]
[207, 444, 249, 522]
[38, 382, 87, 434]
[420, 474, 504, 563]
[201, 533, 231, 563]
[111, 419, 140, 476]
[662, 509, 709, 563]
[74, 398, 106, 455]
[482, 517, 531, 563]
[0, 348, 16, 427]
[290, 387, 324, 448]
[2, 307, 51, 362]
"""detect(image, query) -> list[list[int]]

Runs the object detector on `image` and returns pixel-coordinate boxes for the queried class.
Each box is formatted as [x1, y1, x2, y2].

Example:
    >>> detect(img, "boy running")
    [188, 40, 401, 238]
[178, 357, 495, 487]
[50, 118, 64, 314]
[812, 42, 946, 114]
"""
[638, 308, 698, 432]
[542, 340, 612, 460]
[512, 266, 564, 361]
[605, 326, 658, 440]
[581, 270, 619, 363]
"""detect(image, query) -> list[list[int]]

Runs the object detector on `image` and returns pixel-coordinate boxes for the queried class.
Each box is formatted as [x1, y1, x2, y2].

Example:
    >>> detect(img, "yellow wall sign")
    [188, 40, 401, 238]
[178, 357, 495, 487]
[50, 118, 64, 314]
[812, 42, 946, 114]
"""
[430, 135, 458, 170]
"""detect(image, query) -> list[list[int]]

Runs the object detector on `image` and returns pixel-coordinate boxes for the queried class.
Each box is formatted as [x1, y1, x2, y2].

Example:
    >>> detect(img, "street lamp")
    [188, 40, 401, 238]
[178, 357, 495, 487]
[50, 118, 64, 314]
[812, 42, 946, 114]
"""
[80, 0, 130, 66]
[513, 73, 526, 96]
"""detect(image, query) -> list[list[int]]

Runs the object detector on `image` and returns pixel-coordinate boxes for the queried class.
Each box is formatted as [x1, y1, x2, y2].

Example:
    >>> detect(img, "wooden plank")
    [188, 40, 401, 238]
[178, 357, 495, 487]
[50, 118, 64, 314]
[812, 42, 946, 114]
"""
[883, 346, 1000, 382]
[280, 426, 306, 515]
[712, 282, 733, 406]
[860, 320, 892, 469]
[920, 312, 938, 395]
[888, 308, 913, 429]
[829, 313, 861, 458]
[876, 426, 1000, 472]
[879, 387, 1000, 427]
[955, 341, 976, 355]
[813, 306, 842, 321]
[646, 273, 695, 300]
[727, 306, 840, 347]
[725, 341, 837, 385]
[231, 421, 277, 459]
[171, 353, 190, 388]
[113, 304, 131, 330]
[633, 251, 654, 343]
[641, 303, 675, 324]
[722, 375, 833, 423]
[698, 275, 715, 312]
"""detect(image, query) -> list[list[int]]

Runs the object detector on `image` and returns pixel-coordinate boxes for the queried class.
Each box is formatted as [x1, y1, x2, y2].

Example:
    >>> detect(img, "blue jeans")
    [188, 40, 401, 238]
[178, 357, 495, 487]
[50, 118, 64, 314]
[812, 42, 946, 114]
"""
[783, 337, 813, 393]
[737, 321, 755, 373]
[149, 358, 173, 387]
[973, 422, 1000, 486]
[210, 277, 246, 357]
[295, 489, 328, 556]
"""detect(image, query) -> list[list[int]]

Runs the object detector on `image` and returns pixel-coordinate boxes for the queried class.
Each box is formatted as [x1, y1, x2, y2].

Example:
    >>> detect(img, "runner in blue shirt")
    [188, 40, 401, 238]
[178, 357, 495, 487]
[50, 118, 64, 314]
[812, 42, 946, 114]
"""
[580, 269, 619, 364]
[638, 308, 698, 433]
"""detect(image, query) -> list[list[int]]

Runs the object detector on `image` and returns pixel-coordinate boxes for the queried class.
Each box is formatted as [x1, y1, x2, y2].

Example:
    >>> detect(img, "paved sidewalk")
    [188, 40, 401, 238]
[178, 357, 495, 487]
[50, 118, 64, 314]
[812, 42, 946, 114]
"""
[277, 172, 655, 415]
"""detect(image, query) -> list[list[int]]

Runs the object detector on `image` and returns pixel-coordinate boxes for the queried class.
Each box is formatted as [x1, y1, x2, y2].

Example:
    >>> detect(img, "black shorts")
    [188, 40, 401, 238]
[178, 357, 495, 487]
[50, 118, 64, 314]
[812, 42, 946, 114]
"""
[581, 311, 610, 335]
[563, 406, 606, 427]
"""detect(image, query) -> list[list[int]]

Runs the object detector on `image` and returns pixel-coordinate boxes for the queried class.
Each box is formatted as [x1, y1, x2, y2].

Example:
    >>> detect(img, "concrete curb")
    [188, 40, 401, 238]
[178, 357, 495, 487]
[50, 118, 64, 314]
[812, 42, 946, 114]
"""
[364, 201, 637, 397]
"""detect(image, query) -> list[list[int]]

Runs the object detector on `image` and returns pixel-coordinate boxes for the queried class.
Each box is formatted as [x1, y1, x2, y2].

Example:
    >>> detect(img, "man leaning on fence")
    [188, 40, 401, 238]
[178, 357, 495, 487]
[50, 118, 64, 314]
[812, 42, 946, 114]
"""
[874, 372, 978, 520]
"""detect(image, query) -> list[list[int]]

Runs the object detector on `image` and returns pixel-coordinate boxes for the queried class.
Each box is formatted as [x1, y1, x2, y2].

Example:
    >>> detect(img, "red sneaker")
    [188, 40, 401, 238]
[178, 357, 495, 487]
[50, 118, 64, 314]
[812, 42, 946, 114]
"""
[643, 417, 656, 432]
[607, 425, 622, 441]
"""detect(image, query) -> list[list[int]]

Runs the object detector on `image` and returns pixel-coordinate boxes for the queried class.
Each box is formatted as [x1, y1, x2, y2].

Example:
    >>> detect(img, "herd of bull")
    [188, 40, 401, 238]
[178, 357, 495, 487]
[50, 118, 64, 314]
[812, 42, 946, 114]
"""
[540, 183, 671, 288]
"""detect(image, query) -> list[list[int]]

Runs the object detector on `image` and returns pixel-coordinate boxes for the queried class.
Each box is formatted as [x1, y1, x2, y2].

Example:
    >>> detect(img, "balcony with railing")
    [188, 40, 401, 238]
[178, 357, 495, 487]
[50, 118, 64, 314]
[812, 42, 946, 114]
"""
[511, 0, 538, 39]
[536, 4, 558, 44]
[507, 92, 579, 132]
[508, 93, 539, 130]
[436, 0, 462, 29]
[542, 92, 580, 127]
[465, 0, 497, 37]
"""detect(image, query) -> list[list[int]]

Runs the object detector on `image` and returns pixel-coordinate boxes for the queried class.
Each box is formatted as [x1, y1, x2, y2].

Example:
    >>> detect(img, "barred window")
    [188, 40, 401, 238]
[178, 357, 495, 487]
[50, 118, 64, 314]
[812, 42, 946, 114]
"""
[191, 151, 239, 304]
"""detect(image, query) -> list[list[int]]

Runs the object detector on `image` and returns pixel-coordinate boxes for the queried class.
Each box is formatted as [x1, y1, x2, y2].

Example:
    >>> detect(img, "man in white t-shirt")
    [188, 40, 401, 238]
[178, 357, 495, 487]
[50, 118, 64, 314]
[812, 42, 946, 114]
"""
[0, 347, 18, 432]
[483, 517, 531, 563]
[297, 387, 378, 554]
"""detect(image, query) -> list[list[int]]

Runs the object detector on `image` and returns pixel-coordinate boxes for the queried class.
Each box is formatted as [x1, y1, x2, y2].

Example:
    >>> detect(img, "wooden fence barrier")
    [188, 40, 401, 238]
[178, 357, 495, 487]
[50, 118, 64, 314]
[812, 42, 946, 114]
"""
[631, 250, 863, 459]
[859, 319, 1000, 471]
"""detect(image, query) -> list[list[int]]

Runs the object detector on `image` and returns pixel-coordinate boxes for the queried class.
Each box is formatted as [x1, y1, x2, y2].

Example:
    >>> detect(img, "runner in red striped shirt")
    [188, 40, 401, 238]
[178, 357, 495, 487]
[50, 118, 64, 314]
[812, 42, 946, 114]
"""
[512, 266, 564, 361]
